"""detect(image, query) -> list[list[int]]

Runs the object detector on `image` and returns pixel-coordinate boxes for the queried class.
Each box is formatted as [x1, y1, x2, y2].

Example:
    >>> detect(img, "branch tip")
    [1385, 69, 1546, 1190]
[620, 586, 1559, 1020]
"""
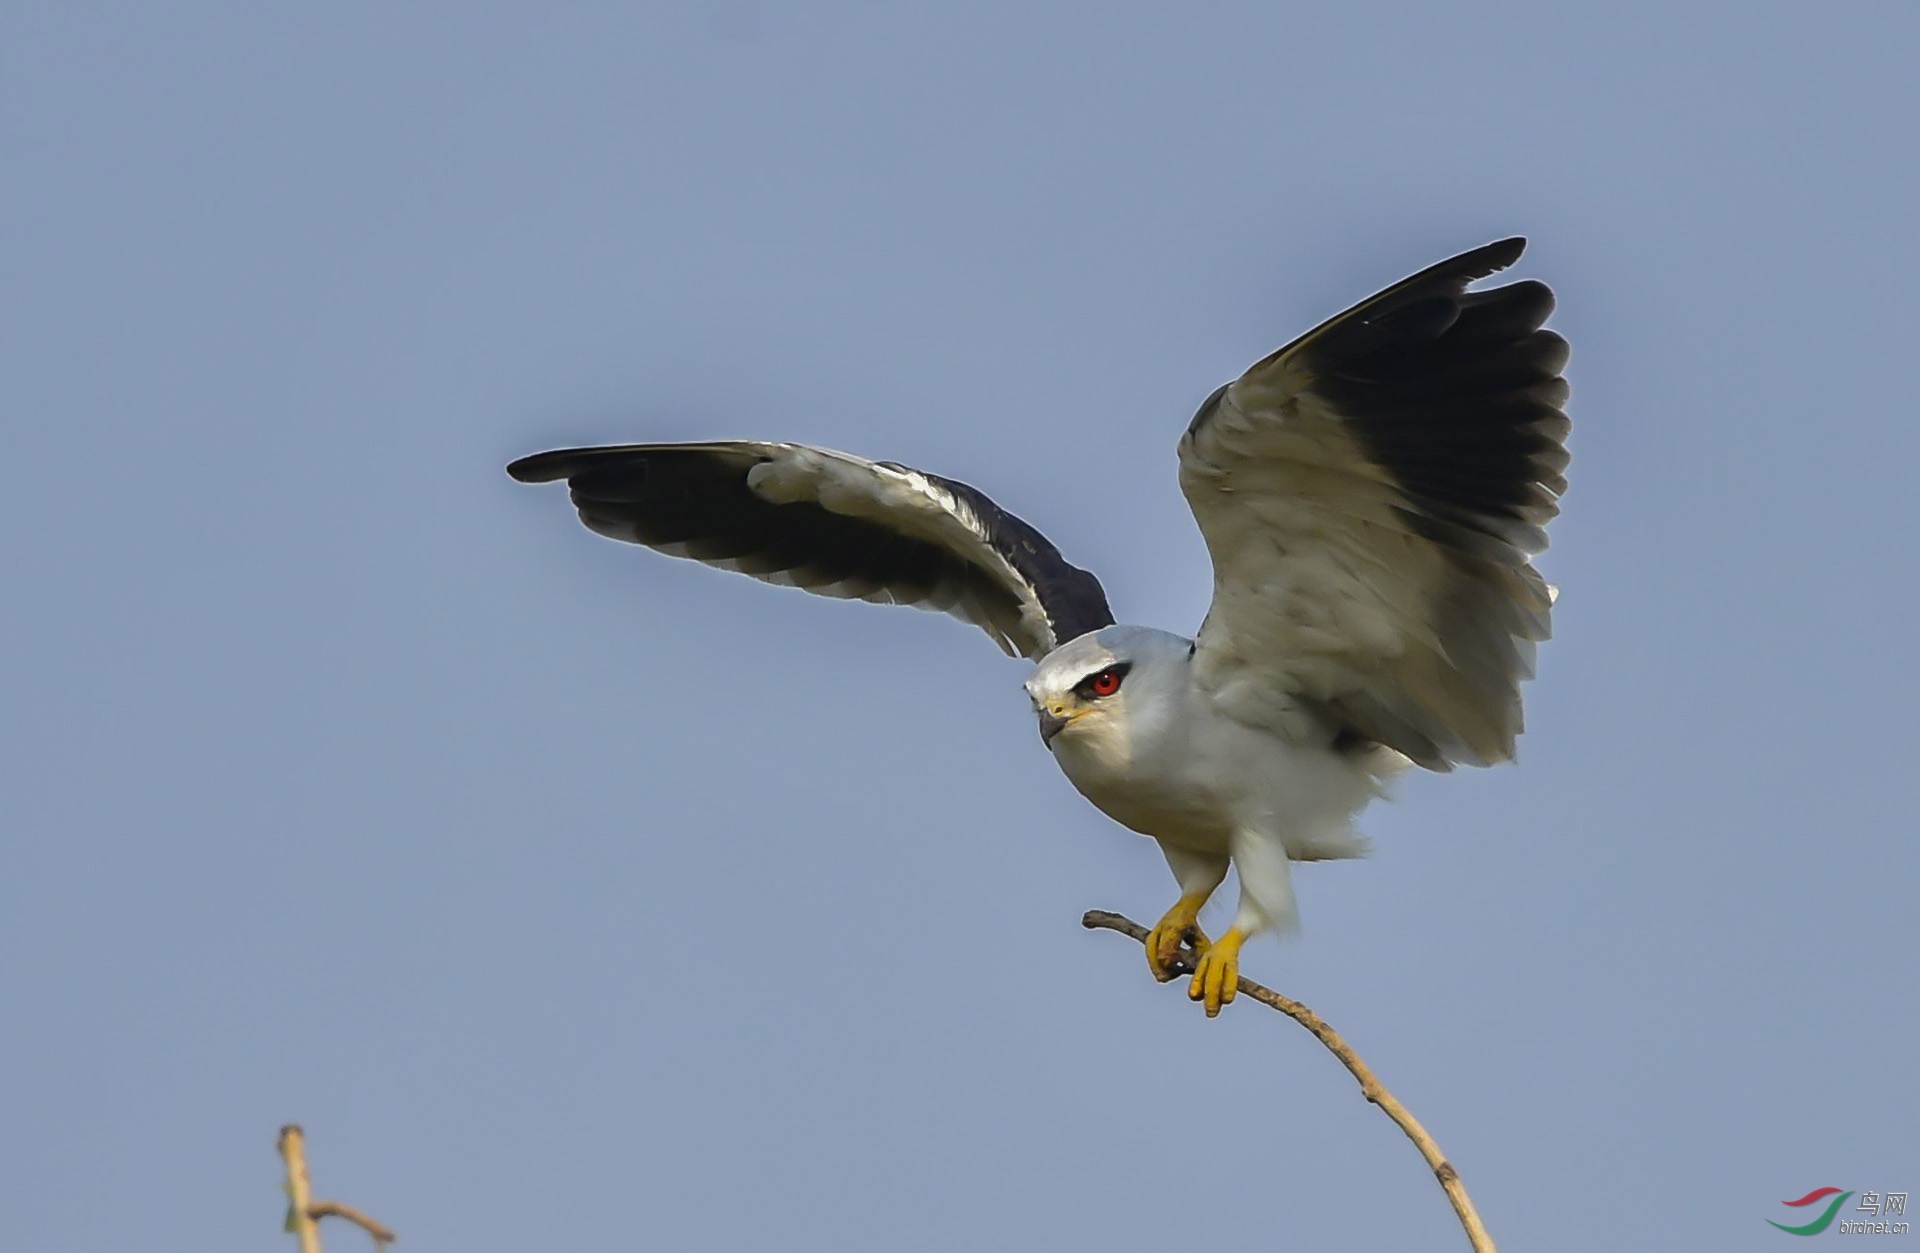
[310, 1200, 398, 1245]
[1082, 908, 1495, 1252]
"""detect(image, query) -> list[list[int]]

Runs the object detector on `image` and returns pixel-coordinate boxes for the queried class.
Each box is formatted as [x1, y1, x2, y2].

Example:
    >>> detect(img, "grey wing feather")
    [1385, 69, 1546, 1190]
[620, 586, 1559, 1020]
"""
[1179, 238, 1569, 769]
[508, 441, 1114, 660]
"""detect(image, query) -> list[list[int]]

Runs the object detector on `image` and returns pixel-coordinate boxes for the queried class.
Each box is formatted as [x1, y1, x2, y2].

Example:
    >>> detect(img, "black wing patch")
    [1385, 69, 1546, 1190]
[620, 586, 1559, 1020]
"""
[1282, 238, 1570, 565]
[915, 469, 1115, 647]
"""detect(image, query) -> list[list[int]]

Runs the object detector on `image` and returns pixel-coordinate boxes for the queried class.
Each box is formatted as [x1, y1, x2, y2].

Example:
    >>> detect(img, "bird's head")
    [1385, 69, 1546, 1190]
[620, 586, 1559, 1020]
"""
[1024, 625, 1191, 752]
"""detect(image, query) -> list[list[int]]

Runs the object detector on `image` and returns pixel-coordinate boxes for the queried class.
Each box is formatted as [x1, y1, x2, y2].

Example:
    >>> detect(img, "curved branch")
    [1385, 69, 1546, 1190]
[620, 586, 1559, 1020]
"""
[1081, 910, 1495, 1253]
[309, 1201, 397, 1246]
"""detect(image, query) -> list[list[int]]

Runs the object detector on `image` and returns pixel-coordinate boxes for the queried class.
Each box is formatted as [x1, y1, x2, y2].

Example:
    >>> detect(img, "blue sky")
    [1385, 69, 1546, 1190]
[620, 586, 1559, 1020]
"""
[4, 4, 1916, 1250]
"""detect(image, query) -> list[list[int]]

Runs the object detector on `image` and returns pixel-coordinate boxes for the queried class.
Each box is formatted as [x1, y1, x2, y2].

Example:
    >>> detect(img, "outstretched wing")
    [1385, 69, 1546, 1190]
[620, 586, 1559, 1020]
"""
[509, 441, 1114, 661]
[1178, 238, 1570, 769]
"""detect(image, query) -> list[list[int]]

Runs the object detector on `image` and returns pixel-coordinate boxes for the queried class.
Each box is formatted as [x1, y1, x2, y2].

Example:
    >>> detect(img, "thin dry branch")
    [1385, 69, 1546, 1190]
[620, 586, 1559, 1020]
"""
[309, 1201, 397, 1245]
[278, 1125, 323, 1253]
[1081, 910, 1495, 1253]
[277, 1125, 397, 1251]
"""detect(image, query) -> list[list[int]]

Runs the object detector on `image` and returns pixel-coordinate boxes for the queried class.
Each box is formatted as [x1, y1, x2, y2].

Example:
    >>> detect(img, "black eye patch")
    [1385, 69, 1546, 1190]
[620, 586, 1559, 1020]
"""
[1072, 661, 1134, 699]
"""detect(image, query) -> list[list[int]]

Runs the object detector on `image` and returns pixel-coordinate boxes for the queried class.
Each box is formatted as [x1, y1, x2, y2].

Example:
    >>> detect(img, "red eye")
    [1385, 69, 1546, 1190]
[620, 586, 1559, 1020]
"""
[1089, 668, 1122, 697]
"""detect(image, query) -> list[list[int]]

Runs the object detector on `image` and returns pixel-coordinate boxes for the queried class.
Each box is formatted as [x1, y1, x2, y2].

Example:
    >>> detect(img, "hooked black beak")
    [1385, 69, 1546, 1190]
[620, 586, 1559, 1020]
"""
[1038, 709, 1069, 746]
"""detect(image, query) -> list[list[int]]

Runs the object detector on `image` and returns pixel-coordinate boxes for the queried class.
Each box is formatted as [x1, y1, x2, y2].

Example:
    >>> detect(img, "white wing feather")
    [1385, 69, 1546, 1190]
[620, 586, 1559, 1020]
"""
[1178, 240, 1567, 769]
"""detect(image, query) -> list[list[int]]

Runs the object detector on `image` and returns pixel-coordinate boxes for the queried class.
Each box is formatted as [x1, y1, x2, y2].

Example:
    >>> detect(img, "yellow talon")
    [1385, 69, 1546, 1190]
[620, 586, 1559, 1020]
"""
[1187, 927, 1247, 1017]
[1144, 892, 1212, 982]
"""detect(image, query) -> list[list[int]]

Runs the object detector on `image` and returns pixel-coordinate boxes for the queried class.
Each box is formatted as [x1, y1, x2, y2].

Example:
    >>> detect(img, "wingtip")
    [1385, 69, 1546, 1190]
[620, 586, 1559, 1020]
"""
[1469, 236, 1527, 276]
[506, 450, 567, 483]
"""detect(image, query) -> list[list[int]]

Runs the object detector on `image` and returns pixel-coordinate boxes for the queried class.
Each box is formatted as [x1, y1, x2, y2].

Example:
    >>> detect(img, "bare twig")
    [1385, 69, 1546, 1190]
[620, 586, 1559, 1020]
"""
[1081, 910, 1495, 1253]
[309, 1201, 398, 1245]
[277, 1125, 397, 1251]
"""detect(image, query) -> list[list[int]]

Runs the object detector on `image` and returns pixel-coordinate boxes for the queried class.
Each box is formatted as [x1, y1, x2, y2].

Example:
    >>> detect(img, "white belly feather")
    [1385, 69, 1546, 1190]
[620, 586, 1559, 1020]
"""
[1049, 685, 1383, 863]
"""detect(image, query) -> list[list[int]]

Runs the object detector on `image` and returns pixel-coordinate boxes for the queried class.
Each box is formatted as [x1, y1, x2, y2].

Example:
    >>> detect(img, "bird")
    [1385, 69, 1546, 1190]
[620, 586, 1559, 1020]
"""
[507, 238, 1569, 1016]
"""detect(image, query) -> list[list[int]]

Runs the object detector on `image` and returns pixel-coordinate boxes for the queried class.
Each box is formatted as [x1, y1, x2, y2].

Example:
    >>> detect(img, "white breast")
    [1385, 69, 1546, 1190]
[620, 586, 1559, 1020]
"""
[1049, 664, 1385, 862]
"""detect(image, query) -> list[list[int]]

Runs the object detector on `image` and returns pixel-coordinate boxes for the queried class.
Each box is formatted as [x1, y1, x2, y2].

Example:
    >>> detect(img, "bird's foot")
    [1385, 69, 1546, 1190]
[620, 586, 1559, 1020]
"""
[1144, 894, 1212, 982]
[1188, 927, 1247, 1017]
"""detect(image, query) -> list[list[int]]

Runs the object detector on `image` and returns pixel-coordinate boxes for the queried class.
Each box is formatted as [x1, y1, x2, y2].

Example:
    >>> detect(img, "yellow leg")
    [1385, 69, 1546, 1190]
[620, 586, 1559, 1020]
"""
[1188, 926, 1247, 1017]
[1144, 892, 1213, 982]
